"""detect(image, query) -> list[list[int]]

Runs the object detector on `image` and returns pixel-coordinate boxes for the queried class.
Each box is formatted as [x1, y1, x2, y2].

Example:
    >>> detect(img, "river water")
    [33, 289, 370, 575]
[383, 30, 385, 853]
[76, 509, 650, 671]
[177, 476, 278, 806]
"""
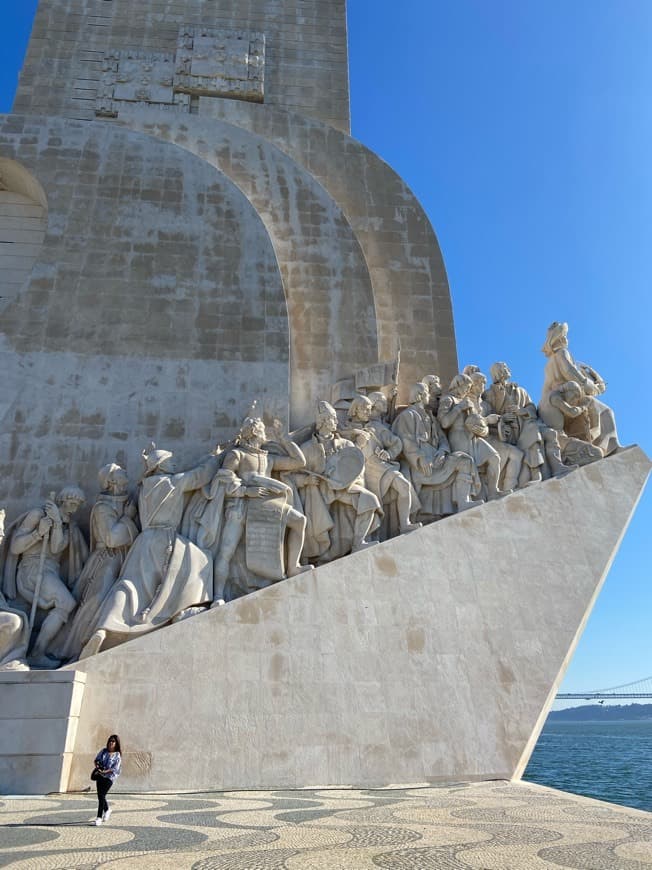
[524, 720, 652, 812]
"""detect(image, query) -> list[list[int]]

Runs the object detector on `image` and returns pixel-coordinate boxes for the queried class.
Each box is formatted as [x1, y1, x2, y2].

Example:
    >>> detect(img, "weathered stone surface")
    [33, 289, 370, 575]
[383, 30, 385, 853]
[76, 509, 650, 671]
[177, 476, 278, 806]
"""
[0, 115, 289, 517]
[0, 670, 85, 793]
[196, 97, 458, 392]
[14, 0, 350, 132]
[0, 158, 48, 304]
[174, 27, 266, 103]
[117, 102, 457, 405]
[1, 3, 458, 517]
[46, 447, 649, 792]
[0, 96, 457, 514]
[112, 109, 381, 423]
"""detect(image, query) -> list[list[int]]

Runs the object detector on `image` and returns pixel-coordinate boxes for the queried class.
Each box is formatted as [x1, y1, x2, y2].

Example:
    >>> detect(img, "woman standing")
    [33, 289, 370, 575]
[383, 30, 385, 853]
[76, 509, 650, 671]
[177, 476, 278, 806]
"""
[91, 734, 121, 825]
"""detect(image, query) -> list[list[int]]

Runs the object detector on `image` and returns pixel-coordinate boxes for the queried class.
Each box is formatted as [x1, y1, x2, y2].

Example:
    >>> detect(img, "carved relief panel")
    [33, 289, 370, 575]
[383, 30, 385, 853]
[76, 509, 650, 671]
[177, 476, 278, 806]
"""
[174, 28, 265, 102]
[96, 52, 189, 118]
[95, 29, 266, 118]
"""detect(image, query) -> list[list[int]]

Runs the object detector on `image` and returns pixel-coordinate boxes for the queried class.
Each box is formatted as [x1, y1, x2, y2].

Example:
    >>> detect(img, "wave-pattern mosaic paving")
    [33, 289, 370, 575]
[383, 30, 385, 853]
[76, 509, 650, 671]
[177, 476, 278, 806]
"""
[1, 781, 651, 869]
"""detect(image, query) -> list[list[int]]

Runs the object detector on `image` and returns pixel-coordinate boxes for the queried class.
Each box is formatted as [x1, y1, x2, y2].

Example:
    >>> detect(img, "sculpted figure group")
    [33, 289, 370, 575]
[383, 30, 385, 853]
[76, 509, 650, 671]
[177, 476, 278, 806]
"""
[0, 322, 623, 669]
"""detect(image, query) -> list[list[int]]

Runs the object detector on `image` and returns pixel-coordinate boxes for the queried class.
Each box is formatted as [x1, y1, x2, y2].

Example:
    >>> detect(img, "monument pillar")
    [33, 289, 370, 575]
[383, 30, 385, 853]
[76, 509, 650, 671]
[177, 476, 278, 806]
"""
[1, 0, 456, 517]
[14, 0, 351, 133]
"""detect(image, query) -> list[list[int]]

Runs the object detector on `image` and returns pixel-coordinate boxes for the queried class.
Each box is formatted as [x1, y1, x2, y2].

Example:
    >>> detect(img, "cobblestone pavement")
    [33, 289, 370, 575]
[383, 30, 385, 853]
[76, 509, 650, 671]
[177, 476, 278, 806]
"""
[1, 780, 651, 869]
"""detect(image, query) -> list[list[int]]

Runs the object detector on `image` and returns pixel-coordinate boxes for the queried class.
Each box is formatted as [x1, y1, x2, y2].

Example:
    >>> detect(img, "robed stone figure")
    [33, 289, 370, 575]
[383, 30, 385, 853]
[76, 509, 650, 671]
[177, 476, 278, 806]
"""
[80, 446, 218, 658]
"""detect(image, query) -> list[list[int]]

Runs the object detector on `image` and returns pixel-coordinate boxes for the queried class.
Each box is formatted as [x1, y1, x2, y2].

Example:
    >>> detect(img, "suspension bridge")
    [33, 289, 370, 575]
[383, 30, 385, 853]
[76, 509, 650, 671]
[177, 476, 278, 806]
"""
[557, 676, 652, 700]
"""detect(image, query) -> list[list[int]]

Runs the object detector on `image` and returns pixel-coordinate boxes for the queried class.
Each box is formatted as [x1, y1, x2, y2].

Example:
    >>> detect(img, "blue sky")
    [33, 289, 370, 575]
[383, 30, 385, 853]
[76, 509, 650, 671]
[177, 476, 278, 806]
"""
[1, 2, 650, 695]
[348, 1, 651, 697]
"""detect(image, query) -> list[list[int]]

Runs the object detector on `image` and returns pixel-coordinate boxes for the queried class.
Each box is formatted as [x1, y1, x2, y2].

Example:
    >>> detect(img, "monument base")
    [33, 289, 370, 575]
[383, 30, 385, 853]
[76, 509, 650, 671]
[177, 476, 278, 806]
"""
[1, 448, 649, 795]
[0, 670, 85, 794]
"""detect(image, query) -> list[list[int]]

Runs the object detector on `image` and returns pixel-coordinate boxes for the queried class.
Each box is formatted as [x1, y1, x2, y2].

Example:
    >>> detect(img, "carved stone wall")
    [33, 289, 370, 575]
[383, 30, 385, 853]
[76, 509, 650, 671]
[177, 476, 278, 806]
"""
[175, 27, 265, 102]
[2, 0, 648, 804]
[195, 98, 458, 389]
[96, 51, 184, 118]
[0, 115, 289, 513]
[13, 0, 349, 132]
[95, 29, 265, 120]
[0, 158, 48, 305]
[2, 0, 457, 518]
[110, 110, 381, 423]
[0, 671, 86, 794]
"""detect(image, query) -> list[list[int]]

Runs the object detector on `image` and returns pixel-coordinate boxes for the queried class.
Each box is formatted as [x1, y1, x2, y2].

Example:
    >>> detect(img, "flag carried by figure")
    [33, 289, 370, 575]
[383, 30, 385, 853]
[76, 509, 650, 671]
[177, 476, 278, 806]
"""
[354, 360, 397, 392]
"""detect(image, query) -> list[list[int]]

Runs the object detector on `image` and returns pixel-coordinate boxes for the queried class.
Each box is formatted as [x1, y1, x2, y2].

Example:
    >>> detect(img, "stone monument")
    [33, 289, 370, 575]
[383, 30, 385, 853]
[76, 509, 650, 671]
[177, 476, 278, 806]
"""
[0, 1, 649, 794]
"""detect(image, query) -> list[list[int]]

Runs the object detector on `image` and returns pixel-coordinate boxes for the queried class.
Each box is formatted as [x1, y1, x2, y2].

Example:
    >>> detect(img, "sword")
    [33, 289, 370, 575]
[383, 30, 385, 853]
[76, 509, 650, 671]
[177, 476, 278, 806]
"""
[29, 491, 56, 634]
[387, 340, 401, 424]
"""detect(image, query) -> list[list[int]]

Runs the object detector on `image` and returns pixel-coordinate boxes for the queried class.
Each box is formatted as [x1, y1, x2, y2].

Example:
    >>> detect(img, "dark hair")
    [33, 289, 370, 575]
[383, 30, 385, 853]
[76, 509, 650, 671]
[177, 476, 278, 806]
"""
[106, 734, 121, 754]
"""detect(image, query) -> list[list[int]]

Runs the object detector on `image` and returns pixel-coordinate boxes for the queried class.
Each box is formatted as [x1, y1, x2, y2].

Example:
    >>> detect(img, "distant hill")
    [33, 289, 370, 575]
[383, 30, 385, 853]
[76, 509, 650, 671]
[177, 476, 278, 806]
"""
[548, 703, 652, 721]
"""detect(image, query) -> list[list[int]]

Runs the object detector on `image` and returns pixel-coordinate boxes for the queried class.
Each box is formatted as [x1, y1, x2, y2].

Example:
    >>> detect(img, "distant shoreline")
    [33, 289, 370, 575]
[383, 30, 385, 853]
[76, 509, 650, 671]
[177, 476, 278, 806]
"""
[548, 703, 652, 722]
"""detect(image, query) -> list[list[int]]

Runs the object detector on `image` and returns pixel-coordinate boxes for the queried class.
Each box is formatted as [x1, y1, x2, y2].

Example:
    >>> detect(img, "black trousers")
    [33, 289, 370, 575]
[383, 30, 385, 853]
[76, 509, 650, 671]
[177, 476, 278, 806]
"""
[96, 775, 113, 817]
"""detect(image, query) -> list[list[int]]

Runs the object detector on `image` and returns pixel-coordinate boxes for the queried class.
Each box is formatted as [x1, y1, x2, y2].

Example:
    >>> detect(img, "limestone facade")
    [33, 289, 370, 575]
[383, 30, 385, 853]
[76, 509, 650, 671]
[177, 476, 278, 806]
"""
[1, 1, 457, 519]
[14, 0, 350, 132]
[0, 115, 289, 509]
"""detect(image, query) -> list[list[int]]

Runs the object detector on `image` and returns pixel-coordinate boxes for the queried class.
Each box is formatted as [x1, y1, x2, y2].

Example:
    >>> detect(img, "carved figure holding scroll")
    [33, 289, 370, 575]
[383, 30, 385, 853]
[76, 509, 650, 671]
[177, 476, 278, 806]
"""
[194, 417, 309, 603]
[294, 401, 382, 563]
[80, 445, 218, 659]
[347, 394, 421, 538]
[0, 509, 30, 670]
[392, 382, 482, 520]
[3, 487, 87, 668]
[539, 321, 621, 456]
[55, 463, 139, 663]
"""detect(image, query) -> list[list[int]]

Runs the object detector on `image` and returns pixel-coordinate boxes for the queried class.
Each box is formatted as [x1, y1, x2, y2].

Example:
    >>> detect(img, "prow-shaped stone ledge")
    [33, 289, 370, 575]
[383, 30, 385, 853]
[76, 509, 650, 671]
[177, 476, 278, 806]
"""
[3, 447, 647, 794]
